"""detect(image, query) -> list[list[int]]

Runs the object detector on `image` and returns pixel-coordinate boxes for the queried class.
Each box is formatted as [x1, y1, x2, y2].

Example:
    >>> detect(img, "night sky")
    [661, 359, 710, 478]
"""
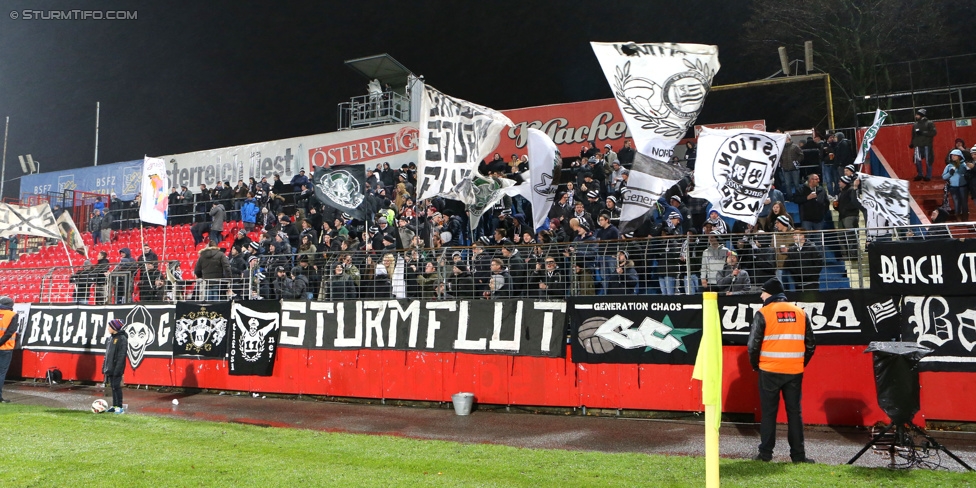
[2, 0, 955, 198]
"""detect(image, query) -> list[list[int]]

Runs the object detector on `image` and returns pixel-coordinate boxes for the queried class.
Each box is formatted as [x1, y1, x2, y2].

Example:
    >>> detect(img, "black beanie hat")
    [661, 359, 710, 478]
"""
[761, 278, 785, 295]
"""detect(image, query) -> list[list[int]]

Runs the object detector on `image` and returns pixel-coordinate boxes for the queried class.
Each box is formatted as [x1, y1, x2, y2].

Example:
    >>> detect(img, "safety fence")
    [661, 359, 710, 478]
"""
[21, 222, 975, 305]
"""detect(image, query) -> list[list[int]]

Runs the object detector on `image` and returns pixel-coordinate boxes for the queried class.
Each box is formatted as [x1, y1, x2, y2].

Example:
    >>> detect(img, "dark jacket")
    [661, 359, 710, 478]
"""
[793, 184, 829, 223]
[747, 294, 816, 372]
[103, 330, 129, 376]
[194, 246, 231, 279]
[910, 116, 937, 148]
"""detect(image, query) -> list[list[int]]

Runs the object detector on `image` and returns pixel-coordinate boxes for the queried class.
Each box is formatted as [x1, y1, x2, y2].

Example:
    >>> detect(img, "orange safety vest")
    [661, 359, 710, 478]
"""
[0, 310, 16, 351]
[758, 301, 807, 374]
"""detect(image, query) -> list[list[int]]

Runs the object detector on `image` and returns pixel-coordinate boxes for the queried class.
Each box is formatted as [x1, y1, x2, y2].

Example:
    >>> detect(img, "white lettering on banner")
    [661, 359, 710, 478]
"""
[958, 310, 976, 352]
[722, 300, 860, 334]
[308, 126, 418, 167]
[509, 112, 630, 149]
[905, 296, 953, 347]
[721, 303, 762, 332]
[334, 303, 359, 348]
[958, 253, 976, 283]
[424, 302, 453, 349]
[454, 302, 484, 351]
[279, 301, 307, 347]
[388, 300, 421, 349]
[535, 302, 566, 353]
[878, 255, 943, 285]
[593, 302, 652, 311]
[363, 301, 388, 348]
[594, 315, 685, 353]
[489, 301, 523, 352]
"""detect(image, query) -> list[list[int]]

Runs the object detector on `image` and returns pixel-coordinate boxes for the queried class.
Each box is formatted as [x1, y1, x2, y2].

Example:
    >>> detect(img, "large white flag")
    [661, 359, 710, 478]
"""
[852, 108, 887, 169]
[0, 203, 60, 239]
[689, 128, 788, 225]
[858, 173, 910, 229]
[591, 42, 720, 230]
[508, 128, 561, 230]
[140, 157, 169, 225]
[56, 211, 88, 256]
[417, 85, 513, 201]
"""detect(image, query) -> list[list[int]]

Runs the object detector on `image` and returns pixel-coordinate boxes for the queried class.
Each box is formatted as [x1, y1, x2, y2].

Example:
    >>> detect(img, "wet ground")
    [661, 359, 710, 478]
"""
[3, 381, 975, 472]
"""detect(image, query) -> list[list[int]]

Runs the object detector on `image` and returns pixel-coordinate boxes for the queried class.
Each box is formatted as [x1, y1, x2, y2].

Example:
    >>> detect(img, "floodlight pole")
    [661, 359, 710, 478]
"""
[1, 116, 8, 200]
[94, 101, 100, 166]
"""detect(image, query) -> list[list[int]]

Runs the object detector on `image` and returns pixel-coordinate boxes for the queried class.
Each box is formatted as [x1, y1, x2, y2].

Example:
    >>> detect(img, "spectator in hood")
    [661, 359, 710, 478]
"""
[910, 108, 937, 181]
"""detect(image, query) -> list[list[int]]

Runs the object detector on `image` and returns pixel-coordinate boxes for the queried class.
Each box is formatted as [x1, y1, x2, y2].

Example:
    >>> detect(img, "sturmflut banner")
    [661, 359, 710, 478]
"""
[417, 85, 513, 201]
[278, 299, 567, 357]
[868, 239, 976, 296]
[689, 128, 787, 225]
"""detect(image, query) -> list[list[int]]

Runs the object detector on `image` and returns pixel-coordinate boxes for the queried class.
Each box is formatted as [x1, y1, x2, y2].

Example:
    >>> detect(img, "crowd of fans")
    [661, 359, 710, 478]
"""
[62, 129, 975, 304]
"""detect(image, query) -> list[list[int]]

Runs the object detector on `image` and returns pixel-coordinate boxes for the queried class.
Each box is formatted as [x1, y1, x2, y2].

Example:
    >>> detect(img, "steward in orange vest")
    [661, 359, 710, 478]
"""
[0, 295, 19, 403]
[747, 278, 816, 463]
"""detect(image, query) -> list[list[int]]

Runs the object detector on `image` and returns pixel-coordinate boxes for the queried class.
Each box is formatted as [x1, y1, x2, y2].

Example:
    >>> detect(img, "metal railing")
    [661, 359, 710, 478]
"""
[21, 222, 975, 304]
[337, 91, 409, 130]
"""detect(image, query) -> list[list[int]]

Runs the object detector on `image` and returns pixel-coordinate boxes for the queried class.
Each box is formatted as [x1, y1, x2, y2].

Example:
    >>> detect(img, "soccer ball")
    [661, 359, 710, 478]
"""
[91, 399, 109, 413]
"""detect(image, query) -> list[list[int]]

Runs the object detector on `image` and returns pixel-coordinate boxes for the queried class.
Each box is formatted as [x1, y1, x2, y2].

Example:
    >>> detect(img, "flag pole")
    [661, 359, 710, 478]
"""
[59, 236, 74, 267]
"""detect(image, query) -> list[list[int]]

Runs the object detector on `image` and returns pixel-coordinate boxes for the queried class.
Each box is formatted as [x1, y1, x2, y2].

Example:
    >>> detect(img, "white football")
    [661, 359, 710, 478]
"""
[91, 399, 109, 413]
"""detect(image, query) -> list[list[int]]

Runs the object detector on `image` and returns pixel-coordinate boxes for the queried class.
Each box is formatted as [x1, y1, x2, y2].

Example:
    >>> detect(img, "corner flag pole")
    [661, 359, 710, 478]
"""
[692, 291, 722, 488]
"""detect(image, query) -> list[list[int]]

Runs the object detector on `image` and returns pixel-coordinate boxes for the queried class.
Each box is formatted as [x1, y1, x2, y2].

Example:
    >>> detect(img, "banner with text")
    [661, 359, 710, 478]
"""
[277, 299, 566, 357]
[901, 295, 976, 372]
[868, 239, 976, 296]
[229, 301, 281, 376]
[717, 290, 902, 346]
[569, 296, 704, 364]
[21, 305, 173, 370]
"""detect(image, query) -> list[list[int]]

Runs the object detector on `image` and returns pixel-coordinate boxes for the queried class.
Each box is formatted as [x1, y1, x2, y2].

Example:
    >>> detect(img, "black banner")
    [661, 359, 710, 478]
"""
[313, 165, 367, 220]
[173, 302, 231, 358]
[278, 299, 567, 357]
[868, 239, 976, 296]
[718, 289, 901, 346]
[229, 301, 281, 376]
[901, 295, 976, 372]
[22, 304, 173, 370]
[569, 296, 704, 364]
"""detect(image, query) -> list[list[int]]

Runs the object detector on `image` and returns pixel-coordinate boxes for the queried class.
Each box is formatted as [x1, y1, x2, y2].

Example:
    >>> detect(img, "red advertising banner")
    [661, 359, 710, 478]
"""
[308, 125, 419, 168]
[496, 98, 630, 157]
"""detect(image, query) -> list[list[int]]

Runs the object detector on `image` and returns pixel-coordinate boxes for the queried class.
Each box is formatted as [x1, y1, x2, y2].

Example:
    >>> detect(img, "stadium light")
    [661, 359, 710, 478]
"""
[18, 155, 28, 174]
[804, 41, 814, 74]
[778, 47, 790, 76]
[26, 154, 38, 174]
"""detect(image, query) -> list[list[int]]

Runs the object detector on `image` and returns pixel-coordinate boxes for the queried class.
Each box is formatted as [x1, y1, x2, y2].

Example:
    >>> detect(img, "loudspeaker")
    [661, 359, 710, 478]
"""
[865, 342, 932, 424]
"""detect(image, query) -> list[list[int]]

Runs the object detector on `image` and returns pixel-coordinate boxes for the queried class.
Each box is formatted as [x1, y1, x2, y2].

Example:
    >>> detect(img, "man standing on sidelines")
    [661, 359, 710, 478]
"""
[748, 278, 816, 463]
[0, 296, 18, 403]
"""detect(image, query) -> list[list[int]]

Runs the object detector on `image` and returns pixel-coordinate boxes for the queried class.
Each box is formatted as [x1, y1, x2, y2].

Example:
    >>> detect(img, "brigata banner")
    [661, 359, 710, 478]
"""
[21, 305, 173, 370]
[277, 299, 566, 357]
[717, 289, 902, 346]
[868, 239, 976, 296]
[901, 295, 976, 372]
[569, 296, 704, 364]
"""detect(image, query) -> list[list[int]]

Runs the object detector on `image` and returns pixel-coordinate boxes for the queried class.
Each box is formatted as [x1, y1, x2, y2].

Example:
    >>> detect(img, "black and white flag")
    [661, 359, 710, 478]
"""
[229, 301, 281, 376]
[458, 174, 515, 233]
[173, 302, 231, 358]
[689, 128, 787, 225]
[858, 173, 910, 230]
[590, 42, 720, 231]
[507, 128, 561, 230]
[417, 85, 513, 201]
[0, 203, 61, 239]
[313, 164, 367, 221]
